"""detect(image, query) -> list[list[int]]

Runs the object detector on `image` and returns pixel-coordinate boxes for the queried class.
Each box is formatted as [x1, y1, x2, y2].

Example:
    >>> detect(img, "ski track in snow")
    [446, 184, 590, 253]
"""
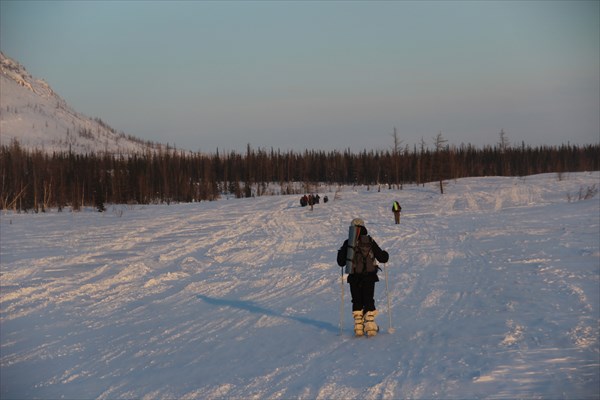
[1, 173, 599, 399]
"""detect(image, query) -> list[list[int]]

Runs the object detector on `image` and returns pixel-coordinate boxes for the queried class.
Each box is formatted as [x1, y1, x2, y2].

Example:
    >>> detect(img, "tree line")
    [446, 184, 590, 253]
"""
[1, 139, 598, 212]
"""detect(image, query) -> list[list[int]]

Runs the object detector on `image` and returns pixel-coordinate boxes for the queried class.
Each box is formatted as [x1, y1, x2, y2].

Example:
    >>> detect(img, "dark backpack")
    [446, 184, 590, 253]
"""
[351, 235, 377, 274]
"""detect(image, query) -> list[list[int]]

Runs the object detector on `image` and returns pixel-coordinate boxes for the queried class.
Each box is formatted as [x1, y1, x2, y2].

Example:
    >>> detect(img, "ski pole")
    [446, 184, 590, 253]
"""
[339, 266, 344, 336]
[384, 262, 395, 333]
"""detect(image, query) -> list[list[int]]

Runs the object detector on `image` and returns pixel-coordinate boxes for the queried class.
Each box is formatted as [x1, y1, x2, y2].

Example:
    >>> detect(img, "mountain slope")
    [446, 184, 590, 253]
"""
[0, 51, 162, 154]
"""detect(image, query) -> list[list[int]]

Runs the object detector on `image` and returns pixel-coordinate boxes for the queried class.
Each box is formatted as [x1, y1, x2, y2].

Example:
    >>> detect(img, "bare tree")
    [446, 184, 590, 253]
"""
[434, 131, 448, 194]
[391, 127, 402, 189]
[498, 129, 510, 175]
[498, 129, 510, 153]
[434, 131, 447, 152]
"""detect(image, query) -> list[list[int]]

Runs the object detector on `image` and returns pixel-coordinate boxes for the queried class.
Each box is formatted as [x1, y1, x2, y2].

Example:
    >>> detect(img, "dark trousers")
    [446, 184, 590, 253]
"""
[393, 211, 400, 224]
[349, 279, 376, 312]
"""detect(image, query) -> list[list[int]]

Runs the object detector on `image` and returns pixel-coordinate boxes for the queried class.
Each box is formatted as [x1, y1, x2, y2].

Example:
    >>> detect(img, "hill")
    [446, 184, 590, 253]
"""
[0, 51, 163, 155]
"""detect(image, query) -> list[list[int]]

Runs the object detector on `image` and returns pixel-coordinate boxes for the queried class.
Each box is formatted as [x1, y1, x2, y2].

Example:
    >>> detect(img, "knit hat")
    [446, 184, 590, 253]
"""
[351, 218, 368, 236]
[351, 218, 364, 227]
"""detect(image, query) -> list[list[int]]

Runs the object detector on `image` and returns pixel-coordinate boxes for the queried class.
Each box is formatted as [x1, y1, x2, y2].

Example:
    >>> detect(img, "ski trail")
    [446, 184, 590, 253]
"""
[1, 173, 598, 399]
[372, 183, 599, 398]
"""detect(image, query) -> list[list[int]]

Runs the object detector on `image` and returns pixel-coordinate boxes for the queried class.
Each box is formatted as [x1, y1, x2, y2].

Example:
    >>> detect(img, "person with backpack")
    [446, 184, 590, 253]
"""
[392, 200, 402, 224]
[337, 218, 389, 336]
[300, 195, 308, 207]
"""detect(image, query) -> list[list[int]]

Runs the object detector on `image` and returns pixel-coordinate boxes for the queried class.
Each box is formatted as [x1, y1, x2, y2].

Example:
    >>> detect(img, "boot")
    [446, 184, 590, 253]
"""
[353, 311, 364, 337]
[364, 310, 379, 336]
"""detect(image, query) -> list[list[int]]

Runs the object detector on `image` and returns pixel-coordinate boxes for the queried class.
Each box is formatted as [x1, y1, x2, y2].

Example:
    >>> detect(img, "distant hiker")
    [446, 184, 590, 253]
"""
[337, 218, 389, 336]
[392, 201, 402, 224]
[323, 195, 329, 203]
[300, 195, 308, 207]
[308, 194, 314, 211]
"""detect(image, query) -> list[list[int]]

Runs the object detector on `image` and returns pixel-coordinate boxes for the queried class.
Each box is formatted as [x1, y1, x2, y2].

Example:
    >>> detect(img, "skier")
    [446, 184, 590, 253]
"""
[337, 218, 389, 336]
[392, 201, 402, 224]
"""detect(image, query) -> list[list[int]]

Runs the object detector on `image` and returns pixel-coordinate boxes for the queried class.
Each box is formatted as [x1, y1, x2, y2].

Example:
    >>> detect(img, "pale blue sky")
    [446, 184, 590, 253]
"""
[1, 0, 598, 152]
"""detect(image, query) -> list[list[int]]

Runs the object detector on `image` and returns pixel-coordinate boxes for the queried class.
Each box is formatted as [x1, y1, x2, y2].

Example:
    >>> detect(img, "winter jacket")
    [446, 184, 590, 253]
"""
[337, 233, 389, 283]
[337, 234, 389, 266]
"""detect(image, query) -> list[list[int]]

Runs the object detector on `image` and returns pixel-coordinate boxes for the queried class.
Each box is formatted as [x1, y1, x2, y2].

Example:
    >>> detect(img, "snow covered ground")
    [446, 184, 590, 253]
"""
[1, 173, 599, 399]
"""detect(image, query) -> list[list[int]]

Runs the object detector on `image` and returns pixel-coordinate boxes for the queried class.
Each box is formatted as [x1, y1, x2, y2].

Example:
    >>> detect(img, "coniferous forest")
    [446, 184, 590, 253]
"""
[1, 139, 598, 212]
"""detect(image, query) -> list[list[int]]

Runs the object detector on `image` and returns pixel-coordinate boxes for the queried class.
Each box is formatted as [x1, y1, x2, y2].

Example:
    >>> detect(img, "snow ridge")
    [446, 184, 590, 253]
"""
[0, 53, 55, 99]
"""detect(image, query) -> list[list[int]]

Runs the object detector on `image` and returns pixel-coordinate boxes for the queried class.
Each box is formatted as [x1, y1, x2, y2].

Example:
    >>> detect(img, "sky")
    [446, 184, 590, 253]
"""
[1, 1, 599, 153]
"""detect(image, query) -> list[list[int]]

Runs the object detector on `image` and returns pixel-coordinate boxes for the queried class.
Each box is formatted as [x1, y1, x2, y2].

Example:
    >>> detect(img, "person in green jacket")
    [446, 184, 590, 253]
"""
[392, 201, 402, 224]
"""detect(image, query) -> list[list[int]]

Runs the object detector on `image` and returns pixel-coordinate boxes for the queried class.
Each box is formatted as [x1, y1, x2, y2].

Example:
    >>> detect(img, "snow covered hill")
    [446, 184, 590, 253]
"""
[1, 173, 599, 399]
[0, 51, 162, 155]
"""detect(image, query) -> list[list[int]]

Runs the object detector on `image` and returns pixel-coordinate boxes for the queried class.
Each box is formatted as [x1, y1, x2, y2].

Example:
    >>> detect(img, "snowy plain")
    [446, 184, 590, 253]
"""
[1, 172, 599, 399]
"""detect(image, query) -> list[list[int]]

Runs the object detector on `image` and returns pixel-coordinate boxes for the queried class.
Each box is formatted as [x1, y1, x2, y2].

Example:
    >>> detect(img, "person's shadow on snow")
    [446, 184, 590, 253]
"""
[197, 294, 338, 333]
